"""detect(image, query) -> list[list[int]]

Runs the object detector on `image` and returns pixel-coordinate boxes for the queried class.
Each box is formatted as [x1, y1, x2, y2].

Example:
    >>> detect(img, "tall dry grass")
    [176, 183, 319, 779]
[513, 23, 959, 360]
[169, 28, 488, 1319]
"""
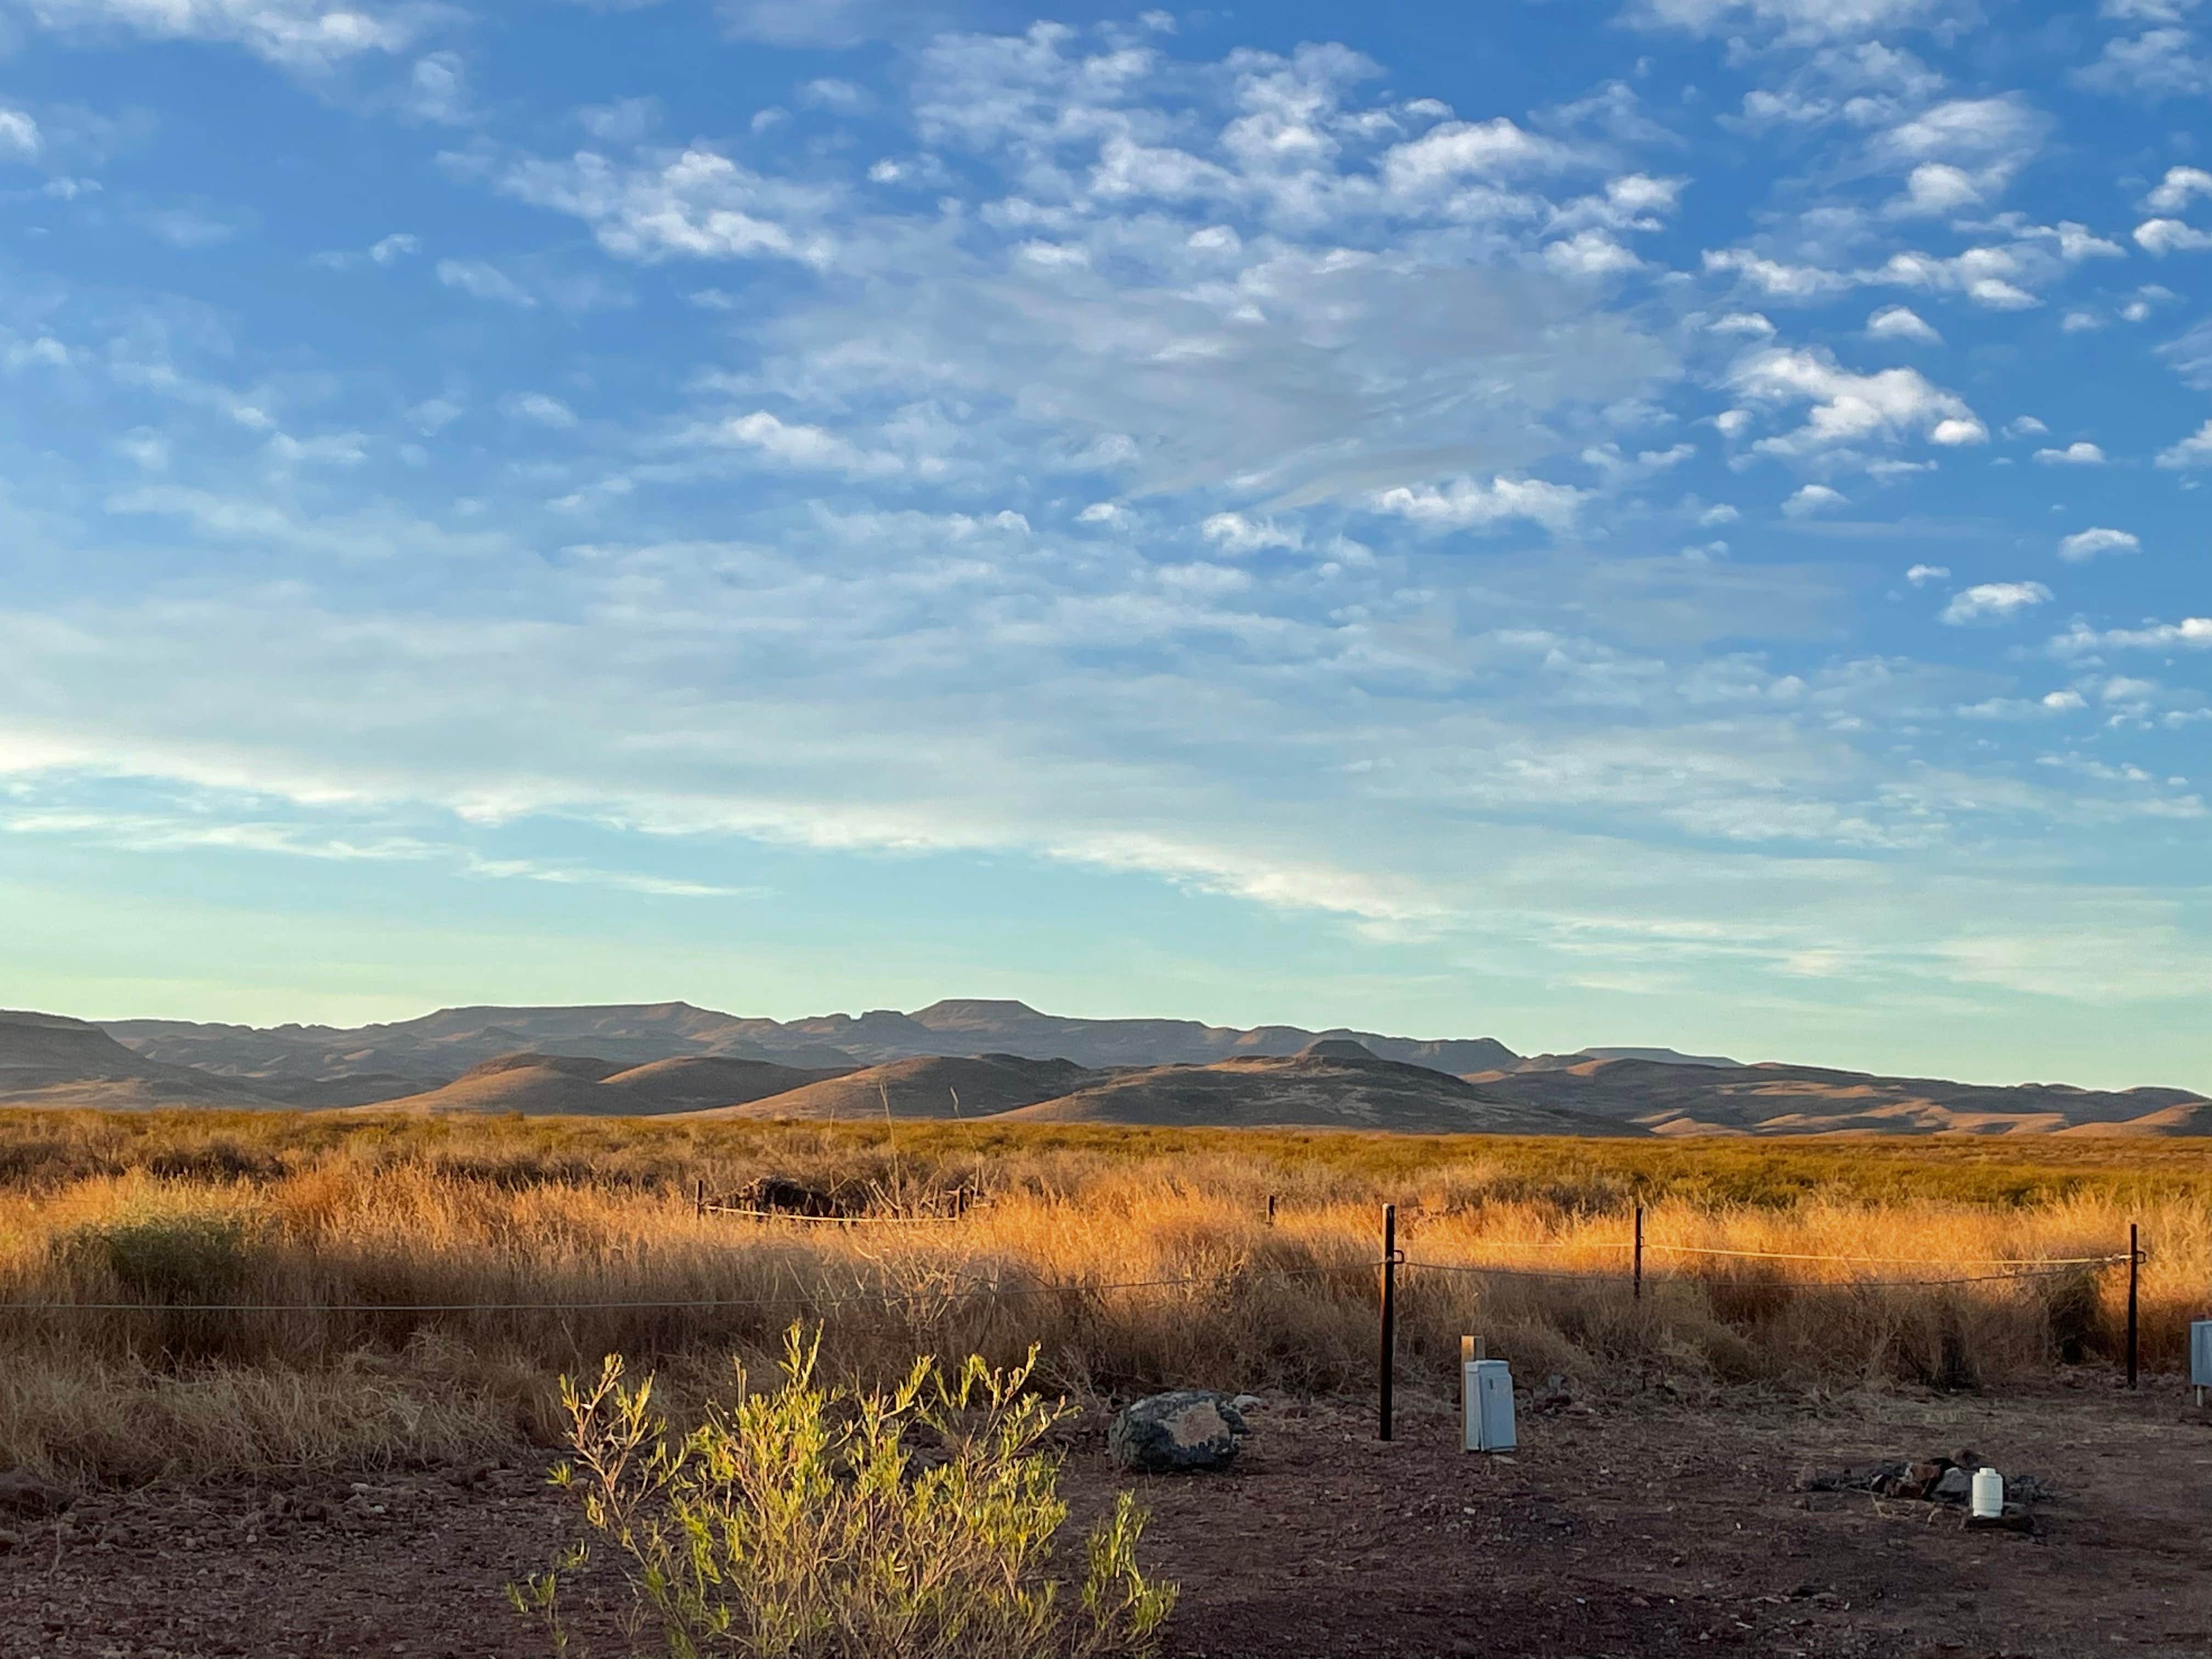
[0, 1110, 2203, 1482]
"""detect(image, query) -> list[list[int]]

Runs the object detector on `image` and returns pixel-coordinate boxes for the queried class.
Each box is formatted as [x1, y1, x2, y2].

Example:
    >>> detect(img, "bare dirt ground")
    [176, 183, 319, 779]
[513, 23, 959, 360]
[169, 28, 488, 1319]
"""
[4, 1373, 2207, 1659]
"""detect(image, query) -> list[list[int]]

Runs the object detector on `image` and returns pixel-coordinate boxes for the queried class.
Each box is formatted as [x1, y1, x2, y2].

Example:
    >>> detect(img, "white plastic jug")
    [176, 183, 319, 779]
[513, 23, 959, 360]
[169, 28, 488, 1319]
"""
[1970, 1467, 2004, 1519]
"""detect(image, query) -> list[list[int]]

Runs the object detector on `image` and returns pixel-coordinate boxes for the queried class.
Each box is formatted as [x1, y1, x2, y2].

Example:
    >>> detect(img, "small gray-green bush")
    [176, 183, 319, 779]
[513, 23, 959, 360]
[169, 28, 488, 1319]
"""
[516, 1327, 1176, 1659]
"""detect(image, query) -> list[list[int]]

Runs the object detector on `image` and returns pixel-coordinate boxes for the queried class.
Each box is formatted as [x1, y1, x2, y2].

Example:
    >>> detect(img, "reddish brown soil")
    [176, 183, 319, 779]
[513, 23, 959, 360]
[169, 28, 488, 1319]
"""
[5, 1374, 2207, 1658]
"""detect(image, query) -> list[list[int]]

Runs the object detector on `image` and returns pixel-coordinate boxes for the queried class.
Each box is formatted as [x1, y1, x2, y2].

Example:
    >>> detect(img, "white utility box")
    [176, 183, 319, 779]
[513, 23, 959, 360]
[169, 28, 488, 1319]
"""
[2191, 1320, 2212, 1404]
[1463, 1357, 1517, 1453]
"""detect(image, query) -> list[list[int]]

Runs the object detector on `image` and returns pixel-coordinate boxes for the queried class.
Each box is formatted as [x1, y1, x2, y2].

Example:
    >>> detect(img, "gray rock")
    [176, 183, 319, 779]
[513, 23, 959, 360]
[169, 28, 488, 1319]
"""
[1229, 1393, 1262, 1413]
[1108, 1390, 1248, 1474]
[1932, 1466, 1972, 1500]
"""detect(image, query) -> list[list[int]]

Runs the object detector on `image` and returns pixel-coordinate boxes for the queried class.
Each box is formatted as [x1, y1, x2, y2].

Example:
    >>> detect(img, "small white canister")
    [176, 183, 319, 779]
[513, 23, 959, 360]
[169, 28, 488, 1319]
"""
[1970, 1467, 2004, 1520]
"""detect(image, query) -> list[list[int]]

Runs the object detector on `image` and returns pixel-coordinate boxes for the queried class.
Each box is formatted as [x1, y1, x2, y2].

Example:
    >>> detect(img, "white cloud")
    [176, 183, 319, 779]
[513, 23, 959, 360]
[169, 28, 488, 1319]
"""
[1703, 248, 1852, 300]
[2134, 217, 2212, 253]
[482, 144, 837, 267]
[0, 107, 42, 157]
[1783, 483, 1847, 517]
[369, 232, 417, 264]
[799, 77, 867, 112]
[2077, 27, 2212, 98]
[437, 258, 536, 307]
[1379, 117, 1573, 195]
[1200, 512, 1304, 554]
[1905, 562, 1949, 585]
[689, 410, 908, 477]
[502, 392, 578, 428]
[2146, 165, 2212, 213]
[1630, 0, 1954, 44]
[2052, 616, 2212, 653]
[1368, 475, 1588, 533]
[1942, 581, 2052, 624]
[2155, 419, 2212, 467]
[1708, 312, 1776, 337]
[1867, 246, 2042, 308]
[2041, 688, 2087, 711]
[406, 50, 467, 124]
[1729, 346, 1985, 456]
[2034, 442, 2106, 465]
[7, 0, 427, 73]
[2004, 415, 2048, 438]
[2058, 527, 2140, 561]
[1875, 96, 2046, 167]
[1581, 442, 1694, 483]
[1543, 230, 1643, 276]
[1887, 161, 1985, 217]
[2, 331, 69, 370]
[1866, 303, 1939, 343]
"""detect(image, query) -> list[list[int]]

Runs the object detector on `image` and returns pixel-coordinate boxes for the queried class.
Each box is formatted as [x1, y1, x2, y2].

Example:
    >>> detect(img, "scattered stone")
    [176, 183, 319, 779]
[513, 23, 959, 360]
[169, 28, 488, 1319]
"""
[1108, 1391, 1249, 1474]
[1798, 1453, 2049, 1515]
[1229, 1394, 1263, 1413]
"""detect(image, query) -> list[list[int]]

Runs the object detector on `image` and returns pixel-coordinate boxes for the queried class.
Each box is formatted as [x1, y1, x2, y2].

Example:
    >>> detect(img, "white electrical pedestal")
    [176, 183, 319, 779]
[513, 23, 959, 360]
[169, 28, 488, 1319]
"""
[1461, 1339, 1516, 1453]
[2191, 1319, 2212, 1409]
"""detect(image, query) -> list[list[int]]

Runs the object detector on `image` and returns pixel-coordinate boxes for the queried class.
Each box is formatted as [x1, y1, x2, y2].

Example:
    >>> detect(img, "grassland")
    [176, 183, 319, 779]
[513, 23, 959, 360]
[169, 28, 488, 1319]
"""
[0, 1109, 2203, 1483]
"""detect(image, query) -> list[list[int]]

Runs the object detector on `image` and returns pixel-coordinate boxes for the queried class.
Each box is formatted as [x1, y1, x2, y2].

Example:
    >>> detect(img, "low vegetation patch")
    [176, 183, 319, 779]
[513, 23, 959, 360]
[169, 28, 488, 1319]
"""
[0, 1110, 2201, 1480]
[516, 1328, 1173, 1659]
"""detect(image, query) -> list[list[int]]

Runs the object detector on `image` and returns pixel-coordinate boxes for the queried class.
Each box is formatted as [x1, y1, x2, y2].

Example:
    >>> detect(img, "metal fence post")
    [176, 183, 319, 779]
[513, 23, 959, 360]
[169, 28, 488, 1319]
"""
[2126, 1222, 2140, 1390]
[695, 1178, 706, 1221]
[1633, 1205, 1644, 1303]
[1379, 1203, 1397, 1442]
[1267, 1193, 1278, 1227]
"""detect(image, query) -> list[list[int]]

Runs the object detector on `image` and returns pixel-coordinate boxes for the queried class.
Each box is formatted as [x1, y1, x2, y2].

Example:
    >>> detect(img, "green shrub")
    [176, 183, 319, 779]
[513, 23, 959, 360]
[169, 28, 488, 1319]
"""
[57, 1207, 264, 1303]
[515, 1326, 1176, 1659]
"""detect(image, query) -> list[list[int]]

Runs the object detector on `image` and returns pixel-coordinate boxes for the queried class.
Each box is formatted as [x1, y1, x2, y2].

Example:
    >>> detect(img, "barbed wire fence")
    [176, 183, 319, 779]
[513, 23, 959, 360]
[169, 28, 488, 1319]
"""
[0, 1192, 2152, 1441]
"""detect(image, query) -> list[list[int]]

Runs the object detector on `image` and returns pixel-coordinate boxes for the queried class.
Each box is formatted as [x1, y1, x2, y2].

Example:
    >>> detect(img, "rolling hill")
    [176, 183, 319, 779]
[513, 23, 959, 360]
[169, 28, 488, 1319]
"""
[100, 997, 1516, 1080]
[372, 1053, 848, 1116]
[1462, 1057, 2210, 1137]
[0, 995, 2187, 1134]
[0, 1011, 284, 1110]
[687, 1053, 1098, 1120]
[995, 1041, 1644, 1136]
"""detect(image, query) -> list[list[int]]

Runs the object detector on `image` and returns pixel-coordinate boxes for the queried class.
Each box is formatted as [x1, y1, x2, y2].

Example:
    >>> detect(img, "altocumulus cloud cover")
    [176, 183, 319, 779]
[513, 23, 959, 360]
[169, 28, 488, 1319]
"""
[0, 0, 2208, 1086]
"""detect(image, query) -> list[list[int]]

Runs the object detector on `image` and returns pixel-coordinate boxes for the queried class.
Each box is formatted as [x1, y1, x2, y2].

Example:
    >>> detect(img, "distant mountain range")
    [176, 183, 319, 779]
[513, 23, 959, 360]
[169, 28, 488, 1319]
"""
[0, 1000, 2200, 1137]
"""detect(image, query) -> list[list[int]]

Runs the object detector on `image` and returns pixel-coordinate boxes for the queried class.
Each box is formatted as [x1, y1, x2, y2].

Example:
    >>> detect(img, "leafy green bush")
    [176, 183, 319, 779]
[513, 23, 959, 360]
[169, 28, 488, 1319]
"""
[515, 1327, 1176, 1659]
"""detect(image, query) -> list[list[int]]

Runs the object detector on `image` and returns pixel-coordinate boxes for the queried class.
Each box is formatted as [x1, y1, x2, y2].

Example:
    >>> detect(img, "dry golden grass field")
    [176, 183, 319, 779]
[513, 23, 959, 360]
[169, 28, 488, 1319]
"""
[1, 1109, 2204, 1487]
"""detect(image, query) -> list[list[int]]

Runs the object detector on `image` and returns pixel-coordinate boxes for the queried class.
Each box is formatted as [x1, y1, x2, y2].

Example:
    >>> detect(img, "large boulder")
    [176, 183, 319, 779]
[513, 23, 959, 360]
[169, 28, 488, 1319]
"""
[1108, 1391, 1248, 1474]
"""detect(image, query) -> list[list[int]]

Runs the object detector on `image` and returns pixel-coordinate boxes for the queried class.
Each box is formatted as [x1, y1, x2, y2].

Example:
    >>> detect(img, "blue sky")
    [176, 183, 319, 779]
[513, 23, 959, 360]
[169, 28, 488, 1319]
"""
[1, 0, 2208, 1086]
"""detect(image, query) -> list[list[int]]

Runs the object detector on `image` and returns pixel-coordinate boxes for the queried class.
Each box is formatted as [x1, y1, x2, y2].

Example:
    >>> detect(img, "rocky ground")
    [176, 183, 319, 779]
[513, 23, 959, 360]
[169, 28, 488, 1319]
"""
[2, 1373, 2205, 1658]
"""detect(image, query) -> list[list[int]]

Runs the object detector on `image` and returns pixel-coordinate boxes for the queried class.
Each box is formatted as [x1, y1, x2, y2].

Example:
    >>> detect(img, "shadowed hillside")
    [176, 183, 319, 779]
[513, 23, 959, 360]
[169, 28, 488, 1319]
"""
[998, 1041, 1644, 1136]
